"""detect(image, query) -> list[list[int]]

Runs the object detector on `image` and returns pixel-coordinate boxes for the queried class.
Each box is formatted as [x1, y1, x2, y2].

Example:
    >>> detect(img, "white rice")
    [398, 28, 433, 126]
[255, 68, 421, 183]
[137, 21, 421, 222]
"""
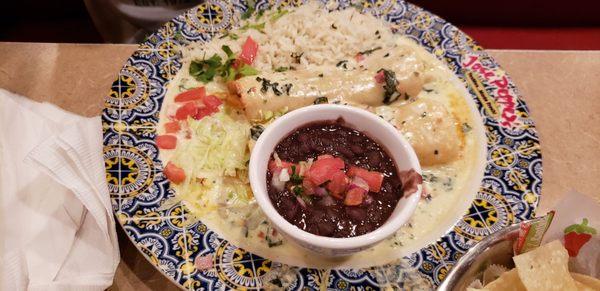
[181, 2, 412, 73]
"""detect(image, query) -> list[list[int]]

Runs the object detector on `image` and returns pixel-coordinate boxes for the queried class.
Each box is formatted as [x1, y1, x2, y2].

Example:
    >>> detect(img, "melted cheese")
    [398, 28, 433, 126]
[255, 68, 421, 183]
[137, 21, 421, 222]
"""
[232, 44, 431, 121]
[386, 99, 463, 166]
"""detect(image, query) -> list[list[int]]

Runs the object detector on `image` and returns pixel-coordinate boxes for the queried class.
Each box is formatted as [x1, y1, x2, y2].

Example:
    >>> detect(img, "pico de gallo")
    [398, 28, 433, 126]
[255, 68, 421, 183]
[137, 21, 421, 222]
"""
[266, 120, 407, 238]
[156, 36, 260, 184]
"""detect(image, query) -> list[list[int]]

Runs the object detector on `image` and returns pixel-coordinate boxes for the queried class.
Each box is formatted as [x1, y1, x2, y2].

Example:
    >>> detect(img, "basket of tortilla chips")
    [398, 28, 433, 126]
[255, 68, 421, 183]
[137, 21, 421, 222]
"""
[439, 191, 600, 291]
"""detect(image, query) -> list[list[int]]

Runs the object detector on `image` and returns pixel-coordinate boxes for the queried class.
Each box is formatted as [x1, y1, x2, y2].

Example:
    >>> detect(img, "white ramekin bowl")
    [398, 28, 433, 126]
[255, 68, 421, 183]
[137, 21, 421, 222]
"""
[249, 104, 421, 256]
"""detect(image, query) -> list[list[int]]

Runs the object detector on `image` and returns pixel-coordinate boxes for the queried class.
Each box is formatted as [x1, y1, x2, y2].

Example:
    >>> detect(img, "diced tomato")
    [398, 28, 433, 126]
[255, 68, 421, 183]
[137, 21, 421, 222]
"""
[164, 121, 181, 133]
[355, 53, 365, 62]
[347, 166, 384, 192]
[303, 178, 316, 195]
[164, 162, 186, 184]
[306, 157, 345, 186]
[326, 171, 348, 194]
[268, 159, 294, 174]
[238, 36, 259, 65]
[193, 106, 218, 120]
[374, 70, 385, 84]
[330, 191, 344, 200]
[346, 167, 360, 178]
[344, 188, 366, 206]
[187, 95, 222, 120]
[156, 135, 177, 149]
[202, 95, 223, 109]
[174, 87, 206, 102]
[175, 102, 200, 120]
[175, 94, 222, 121]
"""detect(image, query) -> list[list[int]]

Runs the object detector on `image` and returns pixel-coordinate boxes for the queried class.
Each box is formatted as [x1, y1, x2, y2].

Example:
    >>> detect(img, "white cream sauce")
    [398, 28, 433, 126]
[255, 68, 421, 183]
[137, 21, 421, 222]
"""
[156, 9, 486, 269]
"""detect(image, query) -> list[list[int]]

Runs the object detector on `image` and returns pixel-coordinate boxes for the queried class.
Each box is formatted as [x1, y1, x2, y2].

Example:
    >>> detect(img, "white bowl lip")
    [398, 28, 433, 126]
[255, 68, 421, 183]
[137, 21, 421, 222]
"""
[249, 104, 422, 250]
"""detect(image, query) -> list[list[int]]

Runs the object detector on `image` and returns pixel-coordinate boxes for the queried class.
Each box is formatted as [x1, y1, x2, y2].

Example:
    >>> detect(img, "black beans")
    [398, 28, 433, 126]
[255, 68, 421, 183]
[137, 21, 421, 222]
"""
[345, 207, 367, 222]
[267, 120, 403, 238]
[366, 151, 382, 168]
[350, 144, 365, 155]
[337, 146, 355, 159]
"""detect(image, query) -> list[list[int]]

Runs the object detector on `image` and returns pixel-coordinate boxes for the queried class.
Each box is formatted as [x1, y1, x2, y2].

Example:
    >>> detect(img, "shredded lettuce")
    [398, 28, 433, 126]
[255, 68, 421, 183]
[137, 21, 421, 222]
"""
[167, 110, 251, 216]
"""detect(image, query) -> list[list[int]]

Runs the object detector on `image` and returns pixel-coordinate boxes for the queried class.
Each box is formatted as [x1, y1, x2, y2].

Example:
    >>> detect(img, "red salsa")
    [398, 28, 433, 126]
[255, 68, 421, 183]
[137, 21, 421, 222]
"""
[266, 119, 404, 238]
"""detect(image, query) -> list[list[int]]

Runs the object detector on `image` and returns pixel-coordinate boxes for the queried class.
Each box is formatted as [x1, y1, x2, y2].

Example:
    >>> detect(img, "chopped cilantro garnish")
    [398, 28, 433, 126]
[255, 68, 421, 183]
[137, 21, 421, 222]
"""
[220, 32, 240, 40]
[191, 46, 259, 83]
[221, 45, 234, 58]
[241, 0, 255, 19]
[256, 9, 265, 20]
[270, 9, 289, 22]
[313, 96, 328, 104]
[266, 236, 283, 248]
[238, 65, 260, 77]
[274, 66, 289, 72]
[282, 83, 293, 95]
[336, 60, 348, 69]
[220, 45, 238, 81]
[250, 125, 264, 140]
[292, 185, 304, 196]
[291, 52, 303, 64]
[290, 166, 303, 184]
[462, 123, 472, 133]
[240, 22, 266, 33]
[189, 54, 222, 83]
[359, 46, 382, 56]
[241, 9, 254, 20]
[377, 68, 401, 104]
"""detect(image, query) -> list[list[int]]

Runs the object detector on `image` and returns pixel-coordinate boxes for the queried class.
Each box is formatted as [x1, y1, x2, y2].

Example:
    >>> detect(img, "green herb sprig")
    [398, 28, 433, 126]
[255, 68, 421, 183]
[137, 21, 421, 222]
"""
[189, 45, 259, 83]
[270, 9, 289, 22]
[358, 46, 382, 56]
[290, 165, 303, 184]
[377, 68, 401, 104]
[241, 0, 256, 19]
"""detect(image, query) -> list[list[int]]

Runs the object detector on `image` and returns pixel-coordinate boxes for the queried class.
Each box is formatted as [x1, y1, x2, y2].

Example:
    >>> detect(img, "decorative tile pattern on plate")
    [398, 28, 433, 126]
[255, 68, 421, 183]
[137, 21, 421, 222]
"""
[121, 216, 191, 287]
[102, 0, 542, 289]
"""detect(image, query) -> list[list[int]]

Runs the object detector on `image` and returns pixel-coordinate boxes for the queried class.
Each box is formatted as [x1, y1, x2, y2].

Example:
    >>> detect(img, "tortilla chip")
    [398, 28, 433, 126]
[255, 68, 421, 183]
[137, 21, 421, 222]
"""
[572, 273, 600, 290]
[575, 281, 595, 291]
[482, 264, 509, 285]
[481, 269, 526, 291]
[467, 279, 484, 289]
[513, 240, 578, 290]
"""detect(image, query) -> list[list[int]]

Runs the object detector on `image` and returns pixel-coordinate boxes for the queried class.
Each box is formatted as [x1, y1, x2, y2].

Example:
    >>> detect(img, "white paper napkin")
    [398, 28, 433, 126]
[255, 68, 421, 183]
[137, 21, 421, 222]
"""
[0, 89, 119, 291]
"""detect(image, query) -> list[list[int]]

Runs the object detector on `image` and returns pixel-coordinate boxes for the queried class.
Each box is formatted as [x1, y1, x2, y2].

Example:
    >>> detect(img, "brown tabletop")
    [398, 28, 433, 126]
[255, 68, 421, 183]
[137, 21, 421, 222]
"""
[1, 42, 599, 290]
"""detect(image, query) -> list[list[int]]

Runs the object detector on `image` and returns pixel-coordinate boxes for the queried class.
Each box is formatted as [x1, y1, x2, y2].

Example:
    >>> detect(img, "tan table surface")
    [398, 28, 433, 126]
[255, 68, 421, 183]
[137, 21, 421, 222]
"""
[1, 42, 599, 290]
